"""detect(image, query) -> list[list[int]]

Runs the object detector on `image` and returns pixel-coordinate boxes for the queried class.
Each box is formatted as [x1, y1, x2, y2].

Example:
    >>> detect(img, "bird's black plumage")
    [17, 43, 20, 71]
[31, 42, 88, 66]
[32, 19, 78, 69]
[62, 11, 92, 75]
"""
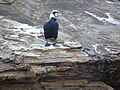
[43, 10, 60, 46]
[44, 18, 59, 40]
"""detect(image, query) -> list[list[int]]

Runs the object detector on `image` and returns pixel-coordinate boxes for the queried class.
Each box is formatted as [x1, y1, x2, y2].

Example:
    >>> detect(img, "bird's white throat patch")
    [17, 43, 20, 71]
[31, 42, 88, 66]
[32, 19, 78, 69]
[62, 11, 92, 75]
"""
[50, 13, 56, 19]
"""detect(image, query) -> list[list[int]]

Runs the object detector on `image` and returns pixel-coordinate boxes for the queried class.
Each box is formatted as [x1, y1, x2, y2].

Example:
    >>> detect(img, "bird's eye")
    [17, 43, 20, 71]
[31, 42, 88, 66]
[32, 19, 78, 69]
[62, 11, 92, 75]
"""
[55, 13, 58, 16]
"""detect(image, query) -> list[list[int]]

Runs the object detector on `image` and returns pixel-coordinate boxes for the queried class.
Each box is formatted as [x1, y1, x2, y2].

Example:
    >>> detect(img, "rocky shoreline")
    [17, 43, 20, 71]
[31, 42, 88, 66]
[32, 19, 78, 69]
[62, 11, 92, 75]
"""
[0, 0, 120, 90]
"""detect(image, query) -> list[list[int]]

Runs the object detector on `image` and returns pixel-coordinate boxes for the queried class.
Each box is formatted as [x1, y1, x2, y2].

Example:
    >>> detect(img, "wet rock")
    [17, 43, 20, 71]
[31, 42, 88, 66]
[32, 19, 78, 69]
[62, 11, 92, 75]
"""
[0, 0, 15, 5]
[0, 71, 35, 81]
[40, 80, 114, 90]
[0, 0, 120, 90]
[31, 65, 47, 74]
[0, 83, 43, 90]
[2, 53, 16, 63]
[0, 50, 13, 60]
[40, 80, 88, 88]
[82, 82, 114, 90]
[0, 0, 120, 55]
[64, 41, 82, 49]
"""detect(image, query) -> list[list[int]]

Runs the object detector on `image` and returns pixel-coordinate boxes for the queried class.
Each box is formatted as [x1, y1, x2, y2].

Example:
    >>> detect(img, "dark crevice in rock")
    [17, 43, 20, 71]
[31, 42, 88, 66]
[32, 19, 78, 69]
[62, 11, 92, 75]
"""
[34, 54, 120, 89]
[100, 60, 120, 90]
[0, 0, 15, 5]
[96, 54, 120, 90]
[0, 53, 120, 89]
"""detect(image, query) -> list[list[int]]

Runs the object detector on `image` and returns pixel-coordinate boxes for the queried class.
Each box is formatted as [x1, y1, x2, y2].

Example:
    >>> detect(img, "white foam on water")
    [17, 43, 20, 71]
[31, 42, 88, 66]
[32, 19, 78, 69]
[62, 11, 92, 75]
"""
[1, 19, 43, 38]
[30, 44, 70, 51]
[105, 13, 120, 25]
[92, 44, 101, 54]
[106, 1, 113, 4]
[85, 11, 120, 25]
[16, 24, 43, 38]
[105, 47, 117, 54]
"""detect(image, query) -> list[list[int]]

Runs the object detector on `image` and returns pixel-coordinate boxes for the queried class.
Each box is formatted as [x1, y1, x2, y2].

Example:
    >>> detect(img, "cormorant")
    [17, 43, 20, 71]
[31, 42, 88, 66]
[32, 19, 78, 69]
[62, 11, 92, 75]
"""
[43, 10, 60, 46]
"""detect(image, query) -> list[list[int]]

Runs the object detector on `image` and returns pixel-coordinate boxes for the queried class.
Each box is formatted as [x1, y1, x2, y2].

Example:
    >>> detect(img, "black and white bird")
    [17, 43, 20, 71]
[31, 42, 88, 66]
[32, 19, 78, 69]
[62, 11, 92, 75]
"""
[43, 10, 60, 46]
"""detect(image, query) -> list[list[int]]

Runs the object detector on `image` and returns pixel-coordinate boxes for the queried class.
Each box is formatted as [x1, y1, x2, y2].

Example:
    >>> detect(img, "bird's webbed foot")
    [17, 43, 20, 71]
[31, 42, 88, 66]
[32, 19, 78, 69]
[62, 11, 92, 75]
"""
[52, 39, 58, 47]
[52, 43, 56, 46]
[52, 43, 59, 47]
[45, 43, 50, 47]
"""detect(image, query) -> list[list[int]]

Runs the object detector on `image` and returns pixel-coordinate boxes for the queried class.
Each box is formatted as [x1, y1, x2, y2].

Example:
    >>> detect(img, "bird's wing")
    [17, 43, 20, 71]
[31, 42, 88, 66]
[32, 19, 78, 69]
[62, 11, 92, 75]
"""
[55, 22, 59, 30]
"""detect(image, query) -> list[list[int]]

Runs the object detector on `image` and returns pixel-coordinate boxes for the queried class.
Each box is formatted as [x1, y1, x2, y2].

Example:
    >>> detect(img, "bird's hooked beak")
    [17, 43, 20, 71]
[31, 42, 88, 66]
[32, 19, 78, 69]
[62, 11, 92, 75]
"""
[55, 11, 61, 17]
[50, 10, 61, 19]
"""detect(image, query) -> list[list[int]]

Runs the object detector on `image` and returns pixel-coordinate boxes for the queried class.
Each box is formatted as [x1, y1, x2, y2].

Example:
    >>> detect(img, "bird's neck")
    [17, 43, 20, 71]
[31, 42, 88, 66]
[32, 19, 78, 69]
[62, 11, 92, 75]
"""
[50, 17, 57, 22]
[50, 13, 56, 19]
